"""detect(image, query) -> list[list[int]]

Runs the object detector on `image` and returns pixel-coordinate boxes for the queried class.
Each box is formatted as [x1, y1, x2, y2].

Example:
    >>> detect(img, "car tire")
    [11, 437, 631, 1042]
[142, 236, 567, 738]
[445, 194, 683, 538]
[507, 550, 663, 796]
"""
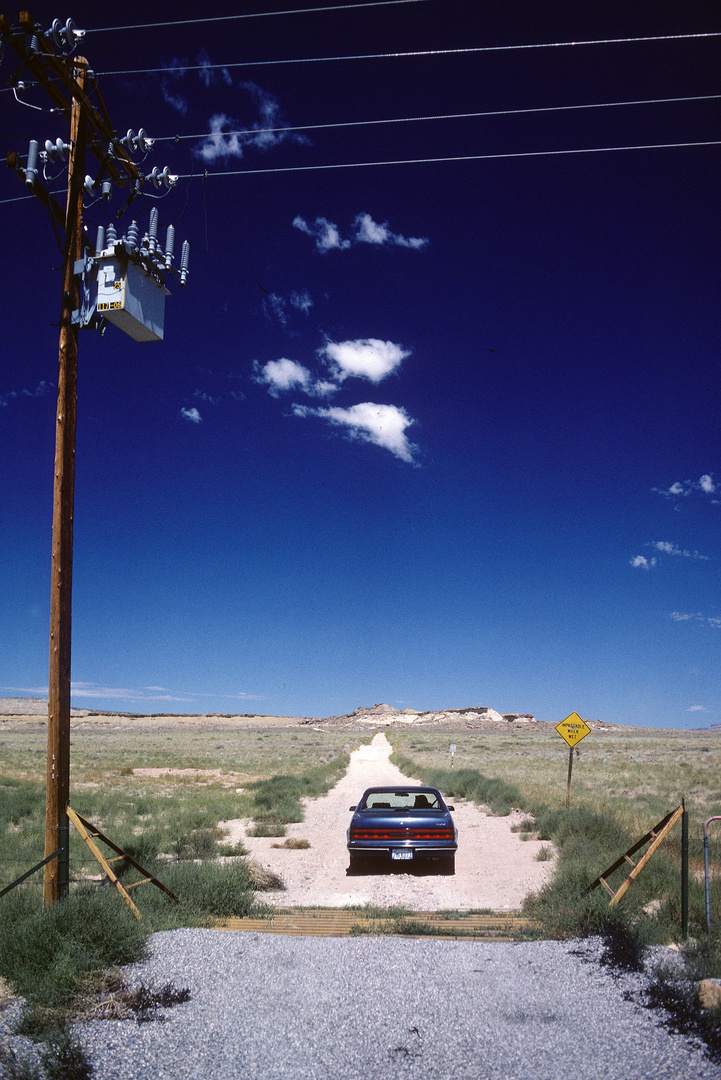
[348, 853, 364, 873]
[440, 854, 455, 875]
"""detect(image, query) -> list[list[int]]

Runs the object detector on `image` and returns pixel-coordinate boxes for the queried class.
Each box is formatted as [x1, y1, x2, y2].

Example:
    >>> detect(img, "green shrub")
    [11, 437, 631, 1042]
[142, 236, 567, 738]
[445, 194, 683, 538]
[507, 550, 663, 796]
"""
[248, 820, 286, 837]
[246, 755, 349, 831]
[0, 887, 148, 1009]
[390, 757, 523, 816]
[151, 859, 255, 919]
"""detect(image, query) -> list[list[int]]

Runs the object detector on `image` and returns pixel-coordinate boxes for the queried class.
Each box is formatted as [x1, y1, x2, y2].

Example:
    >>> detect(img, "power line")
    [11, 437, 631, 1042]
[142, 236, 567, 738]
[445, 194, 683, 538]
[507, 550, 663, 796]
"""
[2, 138, 718, 209]
[154, 94, 721, 144]
[98, 31, 721, 78]
[175, 140, 721, 178]
[90, 0, 435, 34]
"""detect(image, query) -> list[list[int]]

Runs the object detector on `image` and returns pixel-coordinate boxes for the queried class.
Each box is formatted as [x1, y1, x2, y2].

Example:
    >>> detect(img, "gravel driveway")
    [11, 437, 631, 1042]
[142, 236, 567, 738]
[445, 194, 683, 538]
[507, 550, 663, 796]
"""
[73, 930, 718, 1080]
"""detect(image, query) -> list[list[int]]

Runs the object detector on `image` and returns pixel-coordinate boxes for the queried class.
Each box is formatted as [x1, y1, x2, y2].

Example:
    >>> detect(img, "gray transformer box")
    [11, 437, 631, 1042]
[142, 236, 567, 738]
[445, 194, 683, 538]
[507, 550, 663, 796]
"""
[96, 254, 169, 342]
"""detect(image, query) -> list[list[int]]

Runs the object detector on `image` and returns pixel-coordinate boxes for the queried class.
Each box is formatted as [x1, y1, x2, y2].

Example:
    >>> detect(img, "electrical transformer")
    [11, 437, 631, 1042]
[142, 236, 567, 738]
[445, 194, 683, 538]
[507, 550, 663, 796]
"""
[96, 252, 169, 343]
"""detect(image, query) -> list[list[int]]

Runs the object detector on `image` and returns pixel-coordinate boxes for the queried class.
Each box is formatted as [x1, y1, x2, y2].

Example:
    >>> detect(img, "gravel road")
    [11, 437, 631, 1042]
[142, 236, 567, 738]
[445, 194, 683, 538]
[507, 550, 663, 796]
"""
[71, 930, 718, 1080]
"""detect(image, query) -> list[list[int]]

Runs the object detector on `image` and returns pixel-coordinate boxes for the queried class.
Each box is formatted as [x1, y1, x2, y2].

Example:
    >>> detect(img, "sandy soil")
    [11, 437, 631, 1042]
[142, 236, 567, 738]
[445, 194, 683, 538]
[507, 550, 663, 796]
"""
[222, 733, 554, 911]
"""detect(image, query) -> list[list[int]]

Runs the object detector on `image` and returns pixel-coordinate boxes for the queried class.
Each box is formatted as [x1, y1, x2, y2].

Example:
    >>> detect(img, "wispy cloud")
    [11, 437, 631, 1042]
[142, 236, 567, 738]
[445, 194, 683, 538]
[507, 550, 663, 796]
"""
[652, 473, 718, 505]
[671, 612, 721, 628]
[686, 704, 708, 712]
[196, 84, 308, 162]
[181, 407, 202, 423]
[197, 47, 232, 89]
[292, 216, 351, 253]
[631, 541, 710, 568]
[352, 212, 429, 249]
[0, 380, 54, 408]
[320, 338, 410, 383]
[254, 338, 410, 401]
[262, 289, 314, 327]
[290, 290, 313, 315]
[6, 683, 265, 706]
[293, 212, 429, 254]
[253, 358, 335, 399]
[159, 50, 233, 114]
[292, 401, 418, 463]
[650, 541, 709, 561]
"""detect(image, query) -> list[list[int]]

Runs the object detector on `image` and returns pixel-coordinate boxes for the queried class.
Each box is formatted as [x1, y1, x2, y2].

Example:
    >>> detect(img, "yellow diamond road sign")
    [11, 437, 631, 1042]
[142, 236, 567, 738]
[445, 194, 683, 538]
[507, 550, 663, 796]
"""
[556, 712, 591, 747]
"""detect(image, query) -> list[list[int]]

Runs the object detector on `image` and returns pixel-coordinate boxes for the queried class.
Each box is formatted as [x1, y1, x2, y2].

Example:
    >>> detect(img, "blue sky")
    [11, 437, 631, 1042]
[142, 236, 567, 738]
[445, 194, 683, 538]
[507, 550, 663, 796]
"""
[1, 0, 719, 726]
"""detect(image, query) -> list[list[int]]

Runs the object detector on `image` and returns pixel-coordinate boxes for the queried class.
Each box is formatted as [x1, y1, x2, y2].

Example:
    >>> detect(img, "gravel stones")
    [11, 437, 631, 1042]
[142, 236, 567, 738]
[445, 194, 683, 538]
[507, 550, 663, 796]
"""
[73, 931, 720, 1080]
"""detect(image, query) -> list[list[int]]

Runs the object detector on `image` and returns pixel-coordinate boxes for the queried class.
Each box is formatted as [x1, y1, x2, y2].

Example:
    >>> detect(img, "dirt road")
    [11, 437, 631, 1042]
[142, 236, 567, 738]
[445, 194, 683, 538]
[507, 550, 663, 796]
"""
[222, 733, 554, 910]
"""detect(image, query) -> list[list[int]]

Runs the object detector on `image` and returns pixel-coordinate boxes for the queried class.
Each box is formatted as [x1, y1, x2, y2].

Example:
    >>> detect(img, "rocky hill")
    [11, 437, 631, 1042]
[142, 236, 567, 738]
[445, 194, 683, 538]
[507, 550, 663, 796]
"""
[321, 703, 536, 728]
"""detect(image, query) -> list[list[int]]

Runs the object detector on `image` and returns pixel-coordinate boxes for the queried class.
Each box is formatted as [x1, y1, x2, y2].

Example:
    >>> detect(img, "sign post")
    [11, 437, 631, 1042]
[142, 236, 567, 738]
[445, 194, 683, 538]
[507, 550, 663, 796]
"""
[450, 743, 456, 769]
[555, 712, 591, 808]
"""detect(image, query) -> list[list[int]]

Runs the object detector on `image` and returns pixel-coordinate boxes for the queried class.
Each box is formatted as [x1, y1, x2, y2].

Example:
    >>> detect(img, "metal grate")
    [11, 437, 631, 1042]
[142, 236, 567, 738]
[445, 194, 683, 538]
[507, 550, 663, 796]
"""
[216, 908, 535, 939]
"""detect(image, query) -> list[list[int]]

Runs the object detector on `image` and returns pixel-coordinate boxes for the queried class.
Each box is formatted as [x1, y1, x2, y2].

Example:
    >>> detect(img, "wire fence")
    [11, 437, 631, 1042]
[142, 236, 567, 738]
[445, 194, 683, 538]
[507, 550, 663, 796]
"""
[2, 814, 720, 930]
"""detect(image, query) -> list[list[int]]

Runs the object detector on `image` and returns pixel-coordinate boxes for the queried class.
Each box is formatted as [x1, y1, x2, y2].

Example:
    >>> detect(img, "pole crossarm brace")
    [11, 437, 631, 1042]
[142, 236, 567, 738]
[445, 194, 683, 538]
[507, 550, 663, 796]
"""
[0, 11, 141, 185]
[586, 802, 684, 907]
[66, 806, 178, 920]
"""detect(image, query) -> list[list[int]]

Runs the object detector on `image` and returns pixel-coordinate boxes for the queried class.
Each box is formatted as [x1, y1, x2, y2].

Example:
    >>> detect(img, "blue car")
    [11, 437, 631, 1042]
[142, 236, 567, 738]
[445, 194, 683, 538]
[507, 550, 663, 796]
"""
[347, 785, 457, 873]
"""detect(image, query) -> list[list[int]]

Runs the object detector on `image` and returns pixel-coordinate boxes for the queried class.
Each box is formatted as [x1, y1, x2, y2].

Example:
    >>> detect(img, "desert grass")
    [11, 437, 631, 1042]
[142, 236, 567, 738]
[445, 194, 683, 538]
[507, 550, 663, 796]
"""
[391, 724, 720, 837]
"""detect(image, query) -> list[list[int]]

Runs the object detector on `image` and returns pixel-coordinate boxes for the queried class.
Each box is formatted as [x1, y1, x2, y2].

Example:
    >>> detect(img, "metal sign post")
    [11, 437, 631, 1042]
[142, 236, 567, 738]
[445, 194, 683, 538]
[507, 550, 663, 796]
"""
[555, 712, 591, 808]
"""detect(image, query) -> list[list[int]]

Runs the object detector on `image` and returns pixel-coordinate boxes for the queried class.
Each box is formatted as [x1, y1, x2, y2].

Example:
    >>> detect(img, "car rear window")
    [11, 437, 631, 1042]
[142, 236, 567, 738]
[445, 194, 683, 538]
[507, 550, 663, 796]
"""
[362, 791, 441, 810]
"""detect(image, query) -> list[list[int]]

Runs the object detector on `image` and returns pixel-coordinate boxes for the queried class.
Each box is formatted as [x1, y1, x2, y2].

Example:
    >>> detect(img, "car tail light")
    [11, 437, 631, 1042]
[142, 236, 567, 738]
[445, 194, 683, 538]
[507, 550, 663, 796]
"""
[349, 827, 455, 841]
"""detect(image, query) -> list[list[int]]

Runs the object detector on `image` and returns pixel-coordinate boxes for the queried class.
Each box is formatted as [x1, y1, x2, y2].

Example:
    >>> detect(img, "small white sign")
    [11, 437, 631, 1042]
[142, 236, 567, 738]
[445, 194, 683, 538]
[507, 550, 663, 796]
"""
[450, 744, 456, 753]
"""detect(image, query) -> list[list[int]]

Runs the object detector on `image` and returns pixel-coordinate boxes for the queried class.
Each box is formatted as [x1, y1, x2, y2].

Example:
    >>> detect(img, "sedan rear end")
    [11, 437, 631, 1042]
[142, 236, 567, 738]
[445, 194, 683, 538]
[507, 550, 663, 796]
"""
[347, 785, 457, 873]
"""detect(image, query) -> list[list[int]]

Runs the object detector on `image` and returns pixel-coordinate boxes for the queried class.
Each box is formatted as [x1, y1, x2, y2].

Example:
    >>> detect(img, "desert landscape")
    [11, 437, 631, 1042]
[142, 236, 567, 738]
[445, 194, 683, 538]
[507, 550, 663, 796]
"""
[1, 697, 718, 915]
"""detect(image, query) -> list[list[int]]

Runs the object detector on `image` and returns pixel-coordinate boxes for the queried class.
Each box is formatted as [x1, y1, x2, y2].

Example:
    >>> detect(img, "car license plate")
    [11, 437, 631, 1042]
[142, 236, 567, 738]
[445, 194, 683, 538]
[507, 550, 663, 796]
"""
[391, 849, 413, 860]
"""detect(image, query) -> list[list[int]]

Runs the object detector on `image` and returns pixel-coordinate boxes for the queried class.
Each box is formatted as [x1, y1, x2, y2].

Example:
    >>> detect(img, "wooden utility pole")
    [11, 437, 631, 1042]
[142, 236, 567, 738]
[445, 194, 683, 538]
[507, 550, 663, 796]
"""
[44, 61, 87, 906]
[3, 16, 187, 908]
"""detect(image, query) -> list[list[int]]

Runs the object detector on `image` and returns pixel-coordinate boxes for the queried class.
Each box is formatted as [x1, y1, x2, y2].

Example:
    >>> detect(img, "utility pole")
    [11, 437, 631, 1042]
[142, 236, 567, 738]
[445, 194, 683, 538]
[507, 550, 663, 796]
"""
[44, 59, 87, 904]
[2, 12, 190, 906]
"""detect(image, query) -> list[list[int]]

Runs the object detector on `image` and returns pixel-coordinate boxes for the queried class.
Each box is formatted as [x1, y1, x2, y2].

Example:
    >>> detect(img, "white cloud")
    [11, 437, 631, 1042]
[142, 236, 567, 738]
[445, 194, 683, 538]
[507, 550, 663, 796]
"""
[181, 407, 202, 423]
[353, 212, 429, 250]
[294, 212, 430, 253]
[653, 474, 718, 503]
[194, 390, 221, 404]
[263, 289, 314, 325]
[0, 380, 54, 408]
[686, 704, 708, 712]
[671, 612, 721, 628]
[290, 289, 313, 314]
[196, 84, 307, 162]
[254, 358, 339, 399]
[292, 401, 418, 463]
[263, 293, 288, 326]
[650, 541, 709, 560]
[254, 358, 311, 396]
[197, 47, 232, 88]
[320, 338, 410, 383]
[630, 555, 656, 569]
[292, 215, 351, 253]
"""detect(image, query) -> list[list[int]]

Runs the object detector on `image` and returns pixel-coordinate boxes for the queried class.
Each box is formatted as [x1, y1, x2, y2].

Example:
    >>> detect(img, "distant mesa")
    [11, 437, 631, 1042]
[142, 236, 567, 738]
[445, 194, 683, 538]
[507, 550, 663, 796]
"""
[328, 703, 537, 726]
